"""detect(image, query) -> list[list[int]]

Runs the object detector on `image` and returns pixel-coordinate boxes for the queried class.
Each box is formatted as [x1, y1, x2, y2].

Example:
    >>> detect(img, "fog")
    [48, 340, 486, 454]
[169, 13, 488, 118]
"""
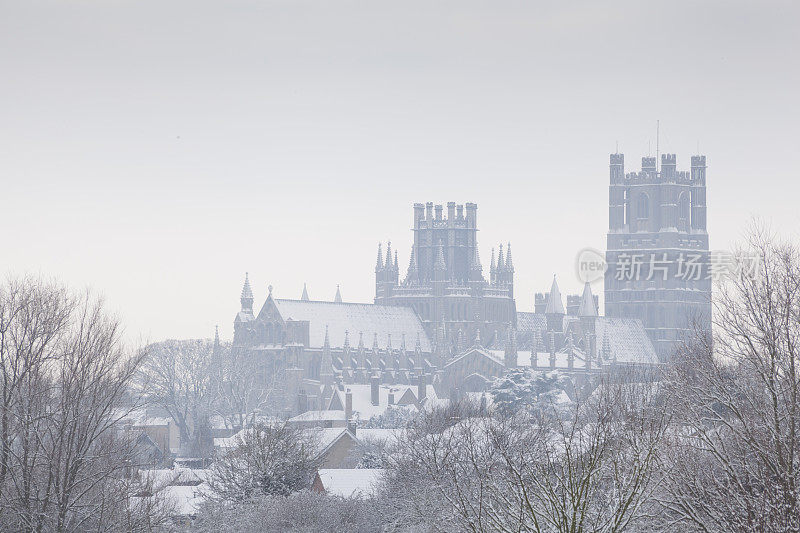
[2, 0, 798, 342]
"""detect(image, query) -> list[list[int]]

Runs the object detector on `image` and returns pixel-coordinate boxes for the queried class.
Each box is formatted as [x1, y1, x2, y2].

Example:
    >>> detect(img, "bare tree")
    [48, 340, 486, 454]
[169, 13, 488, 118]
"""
[206, 421, 319, 503]
[137, 339, 217, 457]
[211, 343, 277, 433]
[662, 227, 800, 532]
[381, 371, 667, 533]
[0, 276, 158, 532]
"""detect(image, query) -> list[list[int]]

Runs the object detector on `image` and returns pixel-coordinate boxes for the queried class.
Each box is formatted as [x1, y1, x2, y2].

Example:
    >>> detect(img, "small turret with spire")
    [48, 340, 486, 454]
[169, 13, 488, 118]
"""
[240, 272, 254, 312]
[490, 248, 496, 284]
[301, 283, 309, 301]
[405, 244, 419, 285]
[376, 243, 384, 272]
[321, 325, 334, 385]
[578, 282, 598, 317]
[334, 285, 342, 303]
[545, 275, 565, 332]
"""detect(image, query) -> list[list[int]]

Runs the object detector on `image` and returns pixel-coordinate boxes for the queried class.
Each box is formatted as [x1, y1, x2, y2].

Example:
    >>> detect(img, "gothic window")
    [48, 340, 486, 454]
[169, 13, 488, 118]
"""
[623, 189, 630, 225]
[637, 193, 650, 219]
[678, 192, 690, 231]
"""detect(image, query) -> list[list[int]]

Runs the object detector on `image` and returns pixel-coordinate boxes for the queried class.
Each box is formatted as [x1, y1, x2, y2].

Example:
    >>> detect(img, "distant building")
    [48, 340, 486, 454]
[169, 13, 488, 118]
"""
[233, 277, 436, 416]
[442, 277, 660, 394]
[233, 200, 662, 415]
[374, 202, 517, 360]
[604, 153, 712, 361]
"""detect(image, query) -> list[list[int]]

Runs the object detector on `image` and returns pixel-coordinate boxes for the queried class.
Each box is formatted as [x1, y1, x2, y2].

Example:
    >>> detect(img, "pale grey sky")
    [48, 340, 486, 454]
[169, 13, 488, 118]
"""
[2, 0, 798, 343]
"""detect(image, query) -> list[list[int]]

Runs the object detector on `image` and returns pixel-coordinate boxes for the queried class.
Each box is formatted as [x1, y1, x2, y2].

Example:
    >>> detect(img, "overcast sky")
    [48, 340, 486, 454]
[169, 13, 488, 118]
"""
[2, 0, 798, 344]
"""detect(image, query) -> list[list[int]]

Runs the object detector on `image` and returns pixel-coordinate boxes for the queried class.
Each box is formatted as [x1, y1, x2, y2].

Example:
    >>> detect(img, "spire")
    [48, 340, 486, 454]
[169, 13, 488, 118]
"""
[301, 283, 309, 301]
[334, 284, 342, 303]
[545, 275, 565, 315]
[434, 240, 446, 273]
[394, 250, 399, 272]
[474, 327, 482, 347]
[343, 330, 352, 369]
[385, 241, 393, 270]
[213, 325, 220, 356]
[376, 243, 384, 271]
[490, 248, 496, 273]
[470, 247, 482, 276]
[579, 282, 598, 317]
[321, 325, 333, 384]
[240, 272, 254, 312]
[405, 244, 419, 284]
[357, 331, 366, 373]
[371, 332, 381, 374]
[505, 243, 514, 271]
[497, 244, 505, 273]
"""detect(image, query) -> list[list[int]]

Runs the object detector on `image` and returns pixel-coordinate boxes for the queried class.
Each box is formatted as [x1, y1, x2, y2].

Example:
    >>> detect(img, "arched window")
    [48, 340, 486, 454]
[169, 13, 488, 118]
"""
[623, 189, 630, 225]
[678, 192, 691, 231]
[637, 193, 650, 219]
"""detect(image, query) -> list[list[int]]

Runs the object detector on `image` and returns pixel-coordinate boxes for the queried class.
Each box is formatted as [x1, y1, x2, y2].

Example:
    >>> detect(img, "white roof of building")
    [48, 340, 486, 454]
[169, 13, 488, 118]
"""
[356, 428, 404, 446]
[316, 427, 356, 455]
[272, 299, 432, 351]
[341, 383, 436, 421]
[162, 485, 206, 516]
[316, 468, 384, 499]
[214, 426, 355, 457]
[288, 409, 347, 423]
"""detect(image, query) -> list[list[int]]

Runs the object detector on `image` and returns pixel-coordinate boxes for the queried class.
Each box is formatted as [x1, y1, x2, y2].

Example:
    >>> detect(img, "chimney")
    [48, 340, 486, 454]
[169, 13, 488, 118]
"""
[345, 389, 353, 421]
[417, 373, 427, 402]
[388, 391, 395, 405]
[370, 375, 380, 406]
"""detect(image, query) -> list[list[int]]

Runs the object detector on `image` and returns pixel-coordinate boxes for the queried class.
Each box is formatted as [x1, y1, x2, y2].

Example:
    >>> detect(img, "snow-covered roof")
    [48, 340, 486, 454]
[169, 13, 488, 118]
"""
[445, 346, 504, 369]
[214, 426, 355, 457]
[316, 468, 384, 499]
[163, 485, 206, 516]
[341, 383, 436, 420]
[288, 409, 347, 423]
[316, 427, 356, 455]
[356, 428, 404, 446]
[137, 468, 211, 517]
[595, 317, 659, 365]
[271, 299, 432, 351]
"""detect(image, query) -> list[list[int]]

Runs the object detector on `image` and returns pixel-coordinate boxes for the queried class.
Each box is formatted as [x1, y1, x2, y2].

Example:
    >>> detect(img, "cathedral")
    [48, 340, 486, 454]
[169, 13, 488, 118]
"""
[231, 184, 681, 416]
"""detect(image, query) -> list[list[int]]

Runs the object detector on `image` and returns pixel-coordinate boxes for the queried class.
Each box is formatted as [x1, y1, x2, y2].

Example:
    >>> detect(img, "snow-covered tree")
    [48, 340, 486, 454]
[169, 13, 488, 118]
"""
[382, 375, 668, 532]
[206, 421, 319, 502]
[661, 227, 800, 532]
[137, 339, 217, 457]
[490, 367, 574, 417]
[0, 277, 166, 532]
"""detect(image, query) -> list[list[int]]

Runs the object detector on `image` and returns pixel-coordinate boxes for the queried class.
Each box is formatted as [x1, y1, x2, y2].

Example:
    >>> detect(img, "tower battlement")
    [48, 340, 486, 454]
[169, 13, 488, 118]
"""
[414, 202, 476, 229]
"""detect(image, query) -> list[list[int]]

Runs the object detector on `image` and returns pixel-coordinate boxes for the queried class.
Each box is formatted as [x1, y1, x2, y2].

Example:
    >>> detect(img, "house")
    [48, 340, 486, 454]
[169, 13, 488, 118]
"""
[311, 468, 384, 499]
